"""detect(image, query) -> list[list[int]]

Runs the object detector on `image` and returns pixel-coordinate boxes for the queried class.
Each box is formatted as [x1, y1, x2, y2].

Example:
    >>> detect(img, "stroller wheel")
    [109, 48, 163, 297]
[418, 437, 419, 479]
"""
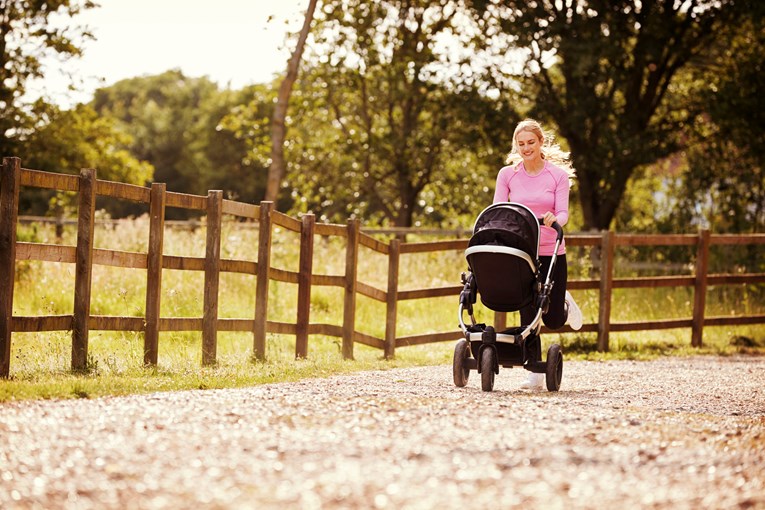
[546, 343, 563, 391]
[453, 339, 471, 387]
[480, 348, 496, 392]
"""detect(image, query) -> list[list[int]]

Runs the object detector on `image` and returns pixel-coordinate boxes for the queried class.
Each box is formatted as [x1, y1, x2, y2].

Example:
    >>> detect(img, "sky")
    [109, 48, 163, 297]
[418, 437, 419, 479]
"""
[30, 0, 309, 107]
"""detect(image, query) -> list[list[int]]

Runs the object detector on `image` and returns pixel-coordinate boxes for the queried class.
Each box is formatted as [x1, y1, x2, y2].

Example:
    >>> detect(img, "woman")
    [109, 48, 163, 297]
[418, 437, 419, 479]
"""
[492, 118, 583, 390]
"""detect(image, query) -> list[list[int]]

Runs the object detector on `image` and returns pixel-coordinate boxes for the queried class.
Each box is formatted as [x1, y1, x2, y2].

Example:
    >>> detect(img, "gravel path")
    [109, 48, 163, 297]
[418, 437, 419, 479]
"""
[1, 356, 764, 509]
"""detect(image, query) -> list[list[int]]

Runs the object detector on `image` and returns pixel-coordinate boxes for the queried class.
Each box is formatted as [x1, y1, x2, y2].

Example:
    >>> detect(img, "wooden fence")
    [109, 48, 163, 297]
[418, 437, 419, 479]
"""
[1, 156, 764, 377]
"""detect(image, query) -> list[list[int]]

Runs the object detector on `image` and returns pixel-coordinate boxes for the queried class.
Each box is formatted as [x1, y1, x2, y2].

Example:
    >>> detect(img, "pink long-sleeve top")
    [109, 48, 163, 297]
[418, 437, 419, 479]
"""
[492, 161, 570, 256]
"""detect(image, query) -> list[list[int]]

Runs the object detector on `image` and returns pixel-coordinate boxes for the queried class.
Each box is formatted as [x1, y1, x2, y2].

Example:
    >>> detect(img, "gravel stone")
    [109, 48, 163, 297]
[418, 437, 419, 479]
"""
[1, 356, 764, 509]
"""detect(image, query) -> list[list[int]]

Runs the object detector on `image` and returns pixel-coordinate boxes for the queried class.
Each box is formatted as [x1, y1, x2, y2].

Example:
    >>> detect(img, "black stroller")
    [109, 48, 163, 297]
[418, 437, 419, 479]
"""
[454, 202, 564, 392]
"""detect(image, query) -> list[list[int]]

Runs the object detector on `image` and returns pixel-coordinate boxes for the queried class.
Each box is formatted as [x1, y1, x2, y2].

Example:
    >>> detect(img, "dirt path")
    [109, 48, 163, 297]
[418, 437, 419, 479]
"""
[1, 356, 764, 509]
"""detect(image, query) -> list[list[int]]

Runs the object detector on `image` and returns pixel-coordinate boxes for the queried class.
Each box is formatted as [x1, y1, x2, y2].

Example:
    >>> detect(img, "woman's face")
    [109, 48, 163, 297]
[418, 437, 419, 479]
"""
[515, 130, 542, 163]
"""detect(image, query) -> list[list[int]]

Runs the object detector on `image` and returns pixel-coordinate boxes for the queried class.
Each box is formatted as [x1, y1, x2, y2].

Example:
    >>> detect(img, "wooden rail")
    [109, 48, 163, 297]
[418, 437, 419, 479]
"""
[1, 156, 764, 376]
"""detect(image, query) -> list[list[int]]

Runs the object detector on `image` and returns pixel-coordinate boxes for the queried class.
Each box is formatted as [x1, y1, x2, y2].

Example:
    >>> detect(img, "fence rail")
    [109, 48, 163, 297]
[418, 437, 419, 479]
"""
[1, 156, 764, 377]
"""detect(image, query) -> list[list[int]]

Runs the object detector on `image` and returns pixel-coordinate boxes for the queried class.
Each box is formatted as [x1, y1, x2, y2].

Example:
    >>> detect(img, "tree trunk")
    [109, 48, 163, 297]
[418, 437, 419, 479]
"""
[566, 131, 637, 232]
[576, 158, 631, 231]
[266, 0, 318, 204]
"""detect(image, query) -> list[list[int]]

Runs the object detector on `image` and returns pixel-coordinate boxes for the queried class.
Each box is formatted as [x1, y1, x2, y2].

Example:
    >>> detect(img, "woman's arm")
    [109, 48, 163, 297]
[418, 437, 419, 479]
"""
[492, 166, 512, 203]
[553, 172, 570, 227]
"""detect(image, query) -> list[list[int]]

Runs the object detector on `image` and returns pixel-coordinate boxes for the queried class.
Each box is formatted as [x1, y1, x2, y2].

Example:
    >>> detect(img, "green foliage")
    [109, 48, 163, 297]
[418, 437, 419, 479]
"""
[613, 11, 765, 275]
[614, 156, 697, 238]
[0, 0, 96, 159]
[0, 1, 151, 217]
[472, 0, 751, 231]
[91, 70, 266, 216]
[19, 101, 154, 216]
[217, 81, 284, 208]
[3, 0, 762, 238]
[674, 15, 765, 234]
[272, 0, 517, 226]
[203, 87, 271, 205]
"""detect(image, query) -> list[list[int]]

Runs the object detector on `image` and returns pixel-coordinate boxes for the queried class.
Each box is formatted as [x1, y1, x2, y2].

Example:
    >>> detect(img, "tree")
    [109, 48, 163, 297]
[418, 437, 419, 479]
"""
[24, 102, 150, 181]
[201, 86, 271, 205]
[0, 0, 95, 158]
[612, 6, 765, 236]
[290, 0, 513, 227]
[91, 71, 265, 216]
[91, 71, 216, 194]
[676, 12, 765, 234]
[473, 0, 749, 230]
[267, 0, 319, 203]
[20, 101, 153, 216]
[219, 81, 289, 208]
[283, 66, 515, 225]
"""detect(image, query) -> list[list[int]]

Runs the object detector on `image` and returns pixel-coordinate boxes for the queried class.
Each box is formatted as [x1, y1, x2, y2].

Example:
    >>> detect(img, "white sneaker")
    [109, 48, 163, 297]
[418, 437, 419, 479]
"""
[520, 372, 545, 390]
[565, 290, 583, 331]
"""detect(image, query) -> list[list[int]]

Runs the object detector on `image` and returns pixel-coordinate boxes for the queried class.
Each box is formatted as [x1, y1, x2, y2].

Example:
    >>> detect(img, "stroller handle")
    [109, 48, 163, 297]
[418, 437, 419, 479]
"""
[538, 218, 564, 242]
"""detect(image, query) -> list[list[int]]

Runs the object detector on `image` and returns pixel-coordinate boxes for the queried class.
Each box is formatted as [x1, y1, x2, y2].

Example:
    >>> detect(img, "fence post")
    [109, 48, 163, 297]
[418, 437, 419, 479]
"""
[253, 201, 273, 360]
[202, 190, 223, 365]
[597, 230, 614, 352]
[72, 168, 97, 371]
[691, 229, 710, 347]
[342, 218, 360, 360]
[55, 207, 64, 241]
[385, 238, 401, 359]
[144, 182, 166, 365]
[0, 157, 21, 378]
[494, 312, 507, 331]
[295, 213, 315, 359]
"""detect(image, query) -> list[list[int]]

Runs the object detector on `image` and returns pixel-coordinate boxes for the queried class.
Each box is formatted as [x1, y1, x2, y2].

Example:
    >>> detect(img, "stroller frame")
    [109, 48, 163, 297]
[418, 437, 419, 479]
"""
[454, 202, 565, 392]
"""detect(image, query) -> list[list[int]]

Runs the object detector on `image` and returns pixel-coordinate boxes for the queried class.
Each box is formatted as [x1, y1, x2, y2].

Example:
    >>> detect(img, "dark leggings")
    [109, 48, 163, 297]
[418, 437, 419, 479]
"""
[520, 254, 568, 330]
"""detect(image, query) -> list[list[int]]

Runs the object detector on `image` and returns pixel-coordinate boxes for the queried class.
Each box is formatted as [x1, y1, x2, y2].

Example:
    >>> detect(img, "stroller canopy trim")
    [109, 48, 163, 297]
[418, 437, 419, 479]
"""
[464, 245, 535, 274]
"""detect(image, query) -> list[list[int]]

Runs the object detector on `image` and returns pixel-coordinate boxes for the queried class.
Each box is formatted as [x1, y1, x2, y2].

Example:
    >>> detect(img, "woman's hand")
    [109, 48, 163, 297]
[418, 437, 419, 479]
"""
[542, 211, 557, 227]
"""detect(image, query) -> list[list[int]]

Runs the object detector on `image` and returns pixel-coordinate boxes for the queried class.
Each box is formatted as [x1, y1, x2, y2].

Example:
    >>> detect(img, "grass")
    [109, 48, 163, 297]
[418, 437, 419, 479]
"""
[3, 218, 764, 402]
[1, 332, 453, 401]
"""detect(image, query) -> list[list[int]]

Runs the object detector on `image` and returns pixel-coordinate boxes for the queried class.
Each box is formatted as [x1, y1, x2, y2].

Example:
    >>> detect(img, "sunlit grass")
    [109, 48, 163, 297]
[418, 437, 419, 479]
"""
[1, 331, 453, 402]
[3, 218, 763, 401]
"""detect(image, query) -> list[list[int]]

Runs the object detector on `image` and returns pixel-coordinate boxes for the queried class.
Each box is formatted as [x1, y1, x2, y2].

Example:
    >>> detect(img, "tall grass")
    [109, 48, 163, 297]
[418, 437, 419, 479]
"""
[3, 218, 763, 401]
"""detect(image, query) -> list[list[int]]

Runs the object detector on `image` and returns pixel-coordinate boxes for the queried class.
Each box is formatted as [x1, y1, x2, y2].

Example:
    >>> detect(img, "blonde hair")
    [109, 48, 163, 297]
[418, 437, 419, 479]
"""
[505, 118, 576, 178]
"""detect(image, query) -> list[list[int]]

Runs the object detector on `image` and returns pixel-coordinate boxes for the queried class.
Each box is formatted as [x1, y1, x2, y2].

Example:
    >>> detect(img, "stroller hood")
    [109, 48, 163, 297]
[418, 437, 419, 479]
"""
[469, 203, 539, 258]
